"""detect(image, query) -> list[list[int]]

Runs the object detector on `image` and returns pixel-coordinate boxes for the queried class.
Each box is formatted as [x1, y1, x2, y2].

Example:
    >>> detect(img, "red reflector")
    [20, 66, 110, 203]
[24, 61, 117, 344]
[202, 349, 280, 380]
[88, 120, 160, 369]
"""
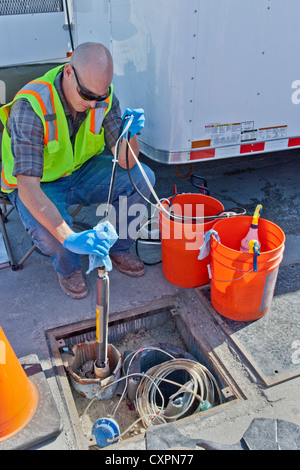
[288, 137, 300, 147]
[190, 149, 215, 160]
[240, 142, 265, 154]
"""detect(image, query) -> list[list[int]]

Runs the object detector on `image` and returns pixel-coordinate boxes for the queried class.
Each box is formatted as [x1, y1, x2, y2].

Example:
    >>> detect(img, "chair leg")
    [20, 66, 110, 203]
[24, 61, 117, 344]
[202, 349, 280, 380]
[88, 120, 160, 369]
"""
[16, 245, 37, 267]
[0, 206, 22, 271]
[70, 204, 85, 218]
[70, 204, 92, 231]
[0, 202, 90, 271]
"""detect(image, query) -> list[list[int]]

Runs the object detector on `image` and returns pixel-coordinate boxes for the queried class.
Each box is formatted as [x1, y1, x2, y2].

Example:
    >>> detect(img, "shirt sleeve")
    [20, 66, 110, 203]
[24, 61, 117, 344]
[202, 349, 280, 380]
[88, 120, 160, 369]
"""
[103, 93, 123, 150]
[7, 98, 44, 178]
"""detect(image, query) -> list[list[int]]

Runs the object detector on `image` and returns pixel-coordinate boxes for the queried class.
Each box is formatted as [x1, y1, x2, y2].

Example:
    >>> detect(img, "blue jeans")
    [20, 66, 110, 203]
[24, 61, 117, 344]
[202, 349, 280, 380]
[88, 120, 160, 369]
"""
[8, 154, 155, 276]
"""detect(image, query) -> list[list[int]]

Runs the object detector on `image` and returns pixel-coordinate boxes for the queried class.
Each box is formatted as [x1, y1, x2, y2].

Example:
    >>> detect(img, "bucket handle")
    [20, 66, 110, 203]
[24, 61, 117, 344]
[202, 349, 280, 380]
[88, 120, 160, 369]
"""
[166, 195, 246, 222]
[212, 207, 246, 219]
[202, 206, 247, 224]
[208, 264, 254, 282]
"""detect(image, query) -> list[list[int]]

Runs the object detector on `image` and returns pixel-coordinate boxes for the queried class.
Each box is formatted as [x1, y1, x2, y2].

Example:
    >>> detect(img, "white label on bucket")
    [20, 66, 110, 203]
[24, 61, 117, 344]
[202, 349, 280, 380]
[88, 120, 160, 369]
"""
[260, 269, 279, 312]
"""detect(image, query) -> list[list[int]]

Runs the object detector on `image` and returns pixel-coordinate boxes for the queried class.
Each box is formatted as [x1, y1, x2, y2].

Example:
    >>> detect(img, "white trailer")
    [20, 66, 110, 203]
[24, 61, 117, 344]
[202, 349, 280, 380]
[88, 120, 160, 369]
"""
[1, 0, 300, 164]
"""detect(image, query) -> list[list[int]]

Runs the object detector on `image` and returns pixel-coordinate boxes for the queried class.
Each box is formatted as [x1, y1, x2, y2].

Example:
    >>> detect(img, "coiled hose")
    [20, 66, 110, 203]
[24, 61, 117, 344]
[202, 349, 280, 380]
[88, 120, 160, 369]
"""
[80, 347, 223, 444]
[135, 358, 222, 428]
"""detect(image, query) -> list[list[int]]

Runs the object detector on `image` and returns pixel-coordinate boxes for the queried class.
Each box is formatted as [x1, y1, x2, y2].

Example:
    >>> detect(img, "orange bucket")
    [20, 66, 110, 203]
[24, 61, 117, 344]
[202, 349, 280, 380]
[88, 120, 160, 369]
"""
[159, 193, 224, 287]
[0, 327, 38, 441]
[210, 216, 285, 321]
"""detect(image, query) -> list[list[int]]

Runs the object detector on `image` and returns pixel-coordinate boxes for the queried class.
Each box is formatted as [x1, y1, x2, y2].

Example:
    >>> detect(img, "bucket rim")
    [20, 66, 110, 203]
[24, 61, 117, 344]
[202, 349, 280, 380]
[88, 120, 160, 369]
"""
[210, 249, 284, 273]
[161, 192, 225, 206]
[160, 193, 224, 226]
[211, 216, 286, 255]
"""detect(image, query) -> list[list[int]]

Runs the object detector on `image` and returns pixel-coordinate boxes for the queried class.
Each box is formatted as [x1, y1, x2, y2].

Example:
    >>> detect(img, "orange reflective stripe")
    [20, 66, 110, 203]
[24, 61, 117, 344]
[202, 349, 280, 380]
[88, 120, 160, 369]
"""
[1, 170, 17, 188]
[1, 106, 9, 119]
[15, 90, 49, 145]
[90, 109, 95, 134]
[30, 81, 58, 141]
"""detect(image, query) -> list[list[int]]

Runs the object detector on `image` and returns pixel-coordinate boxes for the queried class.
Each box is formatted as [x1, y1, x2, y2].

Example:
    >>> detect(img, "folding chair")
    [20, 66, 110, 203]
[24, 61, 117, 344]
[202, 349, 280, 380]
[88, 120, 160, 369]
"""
[0, 190, 87, 271]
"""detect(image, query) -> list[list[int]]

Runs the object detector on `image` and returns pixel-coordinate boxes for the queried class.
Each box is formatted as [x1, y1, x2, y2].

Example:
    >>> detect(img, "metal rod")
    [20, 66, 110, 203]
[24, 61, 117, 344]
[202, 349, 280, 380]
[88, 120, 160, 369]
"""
[104, 120, 126, 220]
[95, 117, 130, 369]
[95, 267, 109, 368]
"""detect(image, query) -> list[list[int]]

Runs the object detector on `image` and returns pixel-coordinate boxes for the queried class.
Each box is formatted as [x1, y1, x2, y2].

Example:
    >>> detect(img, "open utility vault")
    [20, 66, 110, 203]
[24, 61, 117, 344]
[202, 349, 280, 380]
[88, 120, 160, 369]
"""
[46, 290, 247, 450]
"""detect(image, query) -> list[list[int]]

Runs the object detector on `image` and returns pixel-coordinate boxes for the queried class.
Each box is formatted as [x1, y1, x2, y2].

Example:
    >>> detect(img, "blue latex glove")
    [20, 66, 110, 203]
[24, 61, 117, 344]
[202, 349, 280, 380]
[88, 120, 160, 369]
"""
[122, 108, 145, 137]
[86, 220, 118, 274]
[63, 229, 110, 257]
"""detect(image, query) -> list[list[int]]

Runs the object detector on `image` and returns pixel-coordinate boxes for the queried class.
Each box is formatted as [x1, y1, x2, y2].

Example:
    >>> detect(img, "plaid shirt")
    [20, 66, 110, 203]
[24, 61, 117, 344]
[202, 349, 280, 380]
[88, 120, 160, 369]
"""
[6, 71, 122, 178]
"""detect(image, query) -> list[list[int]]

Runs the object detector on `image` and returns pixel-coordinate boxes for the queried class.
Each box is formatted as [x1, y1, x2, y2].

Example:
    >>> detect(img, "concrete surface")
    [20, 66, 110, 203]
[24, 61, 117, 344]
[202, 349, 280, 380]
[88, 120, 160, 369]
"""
[0, 148, 299, 451]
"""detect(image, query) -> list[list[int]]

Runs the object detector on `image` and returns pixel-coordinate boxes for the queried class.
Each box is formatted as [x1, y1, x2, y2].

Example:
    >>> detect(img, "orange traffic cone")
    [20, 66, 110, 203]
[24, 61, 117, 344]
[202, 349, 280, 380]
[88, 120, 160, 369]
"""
[0, 327, 38, 441]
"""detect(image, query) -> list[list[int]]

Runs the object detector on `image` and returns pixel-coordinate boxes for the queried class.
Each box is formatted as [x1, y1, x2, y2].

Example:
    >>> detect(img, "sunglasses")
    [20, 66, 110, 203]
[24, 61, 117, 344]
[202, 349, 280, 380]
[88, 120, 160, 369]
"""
[72, 66, 111, 102]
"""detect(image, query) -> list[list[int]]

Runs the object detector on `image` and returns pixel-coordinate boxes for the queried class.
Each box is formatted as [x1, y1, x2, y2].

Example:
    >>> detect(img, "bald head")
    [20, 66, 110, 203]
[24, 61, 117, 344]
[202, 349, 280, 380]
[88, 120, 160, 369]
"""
[71, 42, 113, 77]
[62, 42, 114, 114]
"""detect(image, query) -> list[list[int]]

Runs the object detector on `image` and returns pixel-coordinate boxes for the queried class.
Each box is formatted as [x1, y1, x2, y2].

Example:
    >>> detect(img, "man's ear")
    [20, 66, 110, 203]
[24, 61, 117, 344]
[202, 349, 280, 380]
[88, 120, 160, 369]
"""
[63, 63, 73, 80]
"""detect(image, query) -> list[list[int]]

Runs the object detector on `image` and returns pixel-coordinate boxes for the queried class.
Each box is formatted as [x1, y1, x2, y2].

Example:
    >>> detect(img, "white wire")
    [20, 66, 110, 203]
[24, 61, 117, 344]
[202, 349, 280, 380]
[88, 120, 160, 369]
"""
[109, 124, 242, 228]
[79, 346, 222, 443]
[126, 137, 219, 222]
[80, 346, 175, 430]
[105, 116, 134, 217]
[112, 346, 176, 418]
[125, 136, 246, 224]
[126, 139, 176, 216]
[135, 358, 222, 428]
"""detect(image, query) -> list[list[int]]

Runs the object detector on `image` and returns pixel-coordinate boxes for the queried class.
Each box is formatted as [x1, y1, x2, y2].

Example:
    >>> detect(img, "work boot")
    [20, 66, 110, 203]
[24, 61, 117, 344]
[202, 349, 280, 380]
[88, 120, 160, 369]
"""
[110, 252, 145, 277]
[57, 267, 88, 299]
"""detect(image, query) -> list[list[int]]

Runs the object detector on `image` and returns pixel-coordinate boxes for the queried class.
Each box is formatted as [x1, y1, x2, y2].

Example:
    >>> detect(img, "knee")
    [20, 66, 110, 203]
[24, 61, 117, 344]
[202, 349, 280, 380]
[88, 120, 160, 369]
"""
[28, 224, 62, 256]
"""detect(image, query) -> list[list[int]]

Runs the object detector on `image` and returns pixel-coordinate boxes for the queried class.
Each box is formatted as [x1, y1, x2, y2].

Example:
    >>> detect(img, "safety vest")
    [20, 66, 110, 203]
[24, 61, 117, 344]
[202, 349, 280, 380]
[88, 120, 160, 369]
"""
[0, 64, 113, 192]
